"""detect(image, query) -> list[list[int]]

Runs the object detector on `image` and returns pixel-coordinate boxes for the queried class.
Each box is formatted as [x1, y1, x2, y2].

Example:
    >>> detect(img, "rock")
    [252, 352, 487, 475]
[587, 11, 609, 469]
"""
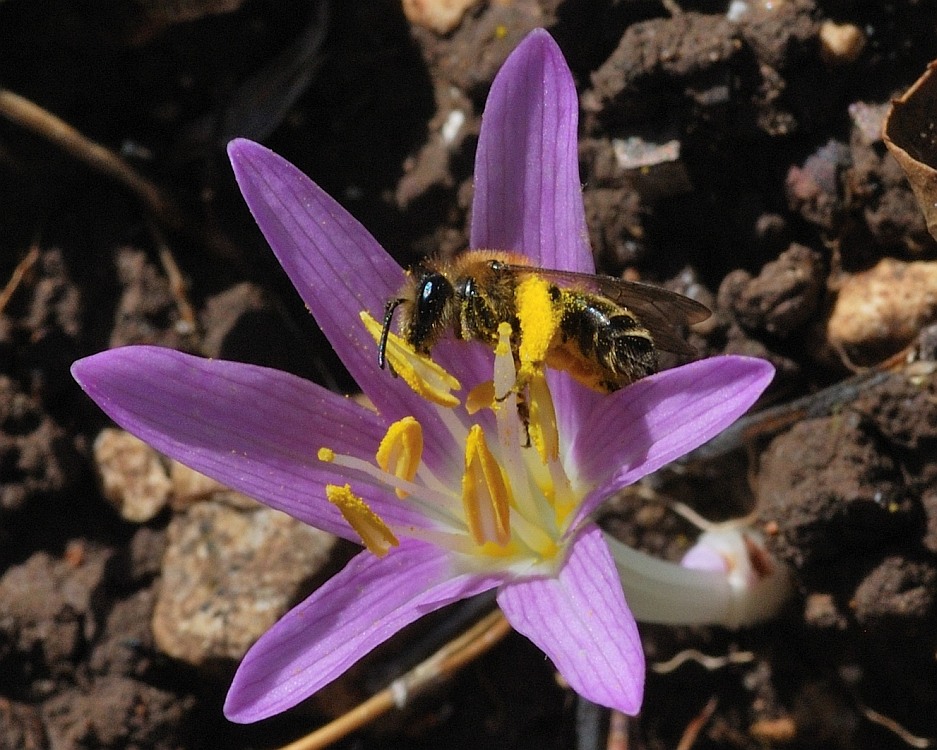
[826, 258, 937, 366]
[818, 21, 865, 65]
[0, 700, 47, 750]
[152, 500, 337, 668]
[93, 428, 172, 522]
[109, 247, 190, 350]
[0, 548, 110, 682]
[756, 411, 916, 570]
[719, 243, 824, 337]
[785, 141, 851, 230]
[42, 675, 193, 749]
[852, 555, 937, 633]
[90, 588, 159, 678]
[0, 375, 79, 514]
[403, 0, 481, 35]
[168, 460, 258, 511]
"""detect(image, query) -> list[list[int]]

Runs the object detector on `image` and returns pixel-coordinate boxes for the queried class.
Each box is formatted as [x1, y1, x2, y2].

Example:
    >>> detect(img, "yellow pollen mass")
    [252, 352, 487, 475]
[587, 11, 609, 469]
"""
[516, 275, 562, 372]
[326, 483, 399, 557]
[317, 447, 335, 462]
[462, 425, 512, 547]
[360, 311, 461, 407]
[376, 417, 423, 498]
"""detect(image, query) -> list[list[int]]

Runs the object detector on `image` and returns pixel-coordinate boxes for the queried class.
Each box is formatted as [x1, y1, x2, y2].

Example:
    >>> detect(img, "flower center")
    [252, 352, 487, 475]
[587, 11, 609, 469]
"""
[316, 313, 582, 573]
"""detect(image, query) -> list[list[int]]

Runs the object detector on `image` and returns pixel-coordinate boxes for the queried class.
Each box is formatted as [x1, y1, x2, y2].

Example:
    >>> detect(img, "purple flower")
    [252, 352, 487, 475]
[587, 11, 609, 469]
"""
[71, 30, 774, 722]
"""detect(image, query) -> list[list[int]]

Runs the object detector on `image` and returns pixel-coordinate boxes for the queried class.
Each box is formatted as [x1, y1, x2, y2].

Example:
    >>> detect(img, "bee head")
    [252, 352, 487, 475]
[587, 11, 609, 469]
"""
[379, 270, 454, 369]
[410, 271, 455, 350]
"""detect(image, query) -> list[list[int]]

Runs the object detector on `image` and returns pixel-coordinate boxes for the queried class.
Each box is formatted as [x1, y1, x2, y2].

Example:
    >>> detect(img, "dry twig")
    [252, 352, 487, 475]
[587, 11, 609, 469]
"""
[0, 245, 40, 314]
[278, 609, 512, 750]
[0, 88, 175, 225]
[675, 697, 718, 750]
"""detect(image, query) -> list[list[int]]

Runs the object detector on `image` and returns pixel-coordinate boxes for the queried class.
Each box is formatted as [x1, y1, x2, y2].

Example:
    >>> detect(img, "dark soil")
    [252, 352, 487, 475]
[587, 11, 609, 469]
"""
[1, 1, 936, 748]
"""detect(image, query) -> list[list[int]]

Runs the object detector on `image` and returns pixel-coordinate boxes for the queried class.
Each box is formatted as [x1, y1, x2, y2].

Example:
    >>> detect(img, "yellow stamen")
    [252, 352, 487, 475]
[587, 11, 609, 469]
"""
[462, 425, 512, 547]
[515, 276, 562, 384]
[527, 370, 559, 463]
[326, 483, 399, 557]
[360, 311, 461, 407]
[376, 417, 423, 498]
[465, 380, 496, 414]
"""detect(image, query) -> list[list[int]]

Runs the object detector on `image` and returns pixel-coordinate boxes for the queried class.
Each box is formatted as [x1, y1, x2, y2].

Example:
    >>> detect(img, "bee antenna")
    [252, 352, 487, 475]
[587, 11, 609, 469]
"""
[379, 298, 406, 370]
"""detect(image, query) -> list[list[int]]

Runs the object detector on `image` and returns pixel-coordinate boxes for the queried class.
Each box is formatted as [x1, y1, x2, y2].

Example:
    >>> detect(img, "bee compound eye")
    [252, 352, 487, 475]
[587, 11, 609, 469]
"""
[420, 276, 451, 311]
[412, 274, 454, 348]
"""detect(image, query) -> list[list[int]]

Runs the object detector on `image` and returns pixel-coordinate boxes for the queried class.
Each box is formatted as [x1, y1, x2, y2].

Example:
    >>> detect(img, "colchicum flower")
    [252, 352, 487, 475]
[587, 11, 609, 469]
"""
[72, 30, 777, 721]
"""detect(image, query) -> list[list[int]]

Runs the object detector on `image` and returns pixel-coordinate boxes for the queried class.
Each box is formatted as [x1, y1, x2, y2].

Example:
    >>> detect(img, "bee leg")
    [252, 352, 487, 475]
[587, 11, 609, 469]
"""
[493, 383, 532, 447]
[516, 392, 531, 448]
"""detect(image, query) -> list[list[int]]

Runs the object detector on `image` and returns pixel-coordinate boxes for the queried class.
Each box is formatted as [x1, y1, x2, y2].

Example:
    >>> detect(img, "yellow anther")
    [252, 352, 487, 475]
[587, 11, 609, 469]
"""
[326, 484, 399, 557]
[317, 447, 335, 462]
[527, 370, 559, 463]
[465, 380, 496, 414]
[461, 425, 512, 547]
[515, 276, 561, 371]
[376, 417, 423, 498]
[360, 311, 461, 408]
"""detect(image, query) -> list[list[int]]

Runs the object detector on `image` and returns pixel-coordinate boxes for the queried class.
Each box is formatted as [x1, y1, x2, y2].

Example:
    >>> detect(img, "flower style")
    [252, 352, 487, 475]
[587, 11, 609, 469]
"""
[71, 30, 775, 722]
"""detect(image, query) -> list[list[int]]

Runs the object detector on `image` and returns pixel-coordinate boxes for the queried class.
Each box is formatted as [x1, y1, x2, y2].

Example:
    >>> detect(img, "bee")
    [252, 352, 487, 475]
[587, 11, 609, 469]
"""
[379, 250, 710, 393]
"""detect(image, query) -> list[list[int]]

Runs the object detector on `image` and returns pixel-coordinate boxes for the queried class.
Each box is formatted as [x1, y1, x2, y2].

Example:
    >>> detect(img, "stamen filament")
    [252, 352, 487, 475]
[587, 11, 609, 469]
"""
[319, 448, 461, 527]
[490, 325, 543, 528]
[506, 507, 561, 559]
[402, 525, 510, 558]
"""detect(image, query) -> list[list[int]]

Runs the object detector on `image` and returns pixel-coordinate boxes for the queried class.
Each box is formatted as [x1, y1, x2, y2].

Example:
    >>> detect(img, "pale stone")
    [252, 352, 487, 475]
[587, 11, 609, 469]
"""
[826, 258, 937, 365]
[402, 0, 480, 34]
[93, 428, 171, 523]
[819, 20, 866, 65]
[169, 460, 258, 511]
[152, 500, 337, 667]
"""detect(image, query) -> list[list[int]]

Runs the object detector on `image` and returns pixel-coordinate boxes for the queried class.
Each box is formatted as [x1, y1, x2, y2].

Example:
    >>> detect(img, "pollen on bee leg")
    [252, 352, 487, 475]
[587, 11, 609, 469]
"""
[376, 417, 423, 499]
[461, 425, 512, 547]
[516, 276, 562, 376]
[360, 311, 462, 407]
[326, 483, 399, 557]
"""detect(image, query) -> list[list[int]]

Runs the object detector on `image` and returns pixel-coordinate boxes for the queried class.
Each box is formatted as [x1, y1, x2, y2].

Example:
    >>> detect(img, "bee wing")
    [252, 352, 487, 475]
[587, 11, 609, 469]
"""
[507, 265, 711, 356]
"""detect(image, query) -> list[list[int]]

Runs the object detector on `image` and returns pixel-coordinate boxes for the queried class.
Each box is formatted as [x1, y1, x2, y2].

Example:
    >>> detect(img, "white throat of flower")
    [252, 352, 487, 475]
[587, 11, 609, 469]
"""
[315, 314, 584, 576]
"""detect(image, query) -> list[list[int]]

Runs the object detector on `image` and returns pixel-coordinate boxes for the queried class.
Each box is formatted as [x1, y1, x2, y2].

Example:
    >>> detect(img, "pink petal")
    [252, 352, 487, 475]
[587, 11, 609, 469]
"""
[497, 523, 644, 714]
[71, 347, 427, 538]
[470, 29, 593, 274]
[571, 356, 774, 525]
[224, 539, 502, 722]
[228, 139, 465, 475]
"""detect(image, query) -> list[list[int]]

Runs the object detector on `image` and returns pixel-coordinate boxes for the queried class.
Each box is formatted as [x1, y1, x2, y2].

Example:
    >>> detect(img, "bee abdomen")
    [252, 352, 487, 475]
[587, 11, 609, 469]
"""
[599, 314, 657, 381]
[559, 295, 657, 389]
